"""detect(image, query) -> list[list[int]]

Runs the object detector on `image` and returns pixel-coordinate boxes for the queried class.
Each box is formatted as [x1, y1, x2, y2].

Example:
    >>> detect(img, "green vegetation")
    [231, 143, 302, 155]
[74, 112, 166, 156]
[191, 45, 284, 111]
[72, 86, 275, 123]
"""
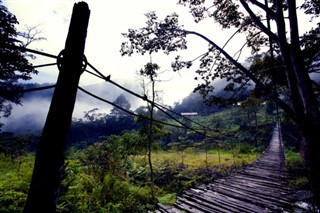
[0, 105, 283, 212]
[0, 154, 33, 213]
[282, 122, 309, 190]
[1, 0, 319, 209]
[0, 146, 258, 212]
[285, 150, 309, 189]
[1, 86, 306, 212]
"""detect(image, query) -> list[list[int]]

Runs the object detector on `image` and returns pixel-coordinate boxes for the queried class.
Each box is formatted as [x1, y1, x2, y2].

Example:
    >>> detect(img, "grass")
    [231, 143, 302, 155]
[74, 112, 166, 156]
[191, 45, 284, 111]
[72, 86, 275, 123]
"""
[133, 149, 258, 170]
[157, 193, 176, 205]
[285, 150, 309, 189]
[0, 154, 34, 213]
[0, 147, 262, 212]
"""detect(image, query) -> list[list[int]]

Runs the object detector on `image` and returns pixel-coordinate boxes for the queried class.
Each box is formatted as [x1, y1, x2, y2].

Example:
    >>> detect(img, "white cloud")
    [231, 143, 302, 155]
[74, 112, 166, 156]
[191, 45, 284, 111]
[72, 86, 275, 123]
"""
[3, 0, 319, 108]
[4, 0, 207, 106]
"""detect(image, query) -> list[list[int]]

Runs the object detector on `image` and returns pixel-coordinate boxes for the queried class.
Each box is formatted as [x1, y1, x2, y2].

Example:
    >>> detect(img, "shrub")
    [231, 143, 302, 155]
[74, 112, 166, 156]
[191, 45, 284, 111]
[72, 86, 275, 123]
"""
[58, 171, 157, 213]
[157, 193, 176, 205]
[285, 150, 309, 189]
[0, 154, 33, 213]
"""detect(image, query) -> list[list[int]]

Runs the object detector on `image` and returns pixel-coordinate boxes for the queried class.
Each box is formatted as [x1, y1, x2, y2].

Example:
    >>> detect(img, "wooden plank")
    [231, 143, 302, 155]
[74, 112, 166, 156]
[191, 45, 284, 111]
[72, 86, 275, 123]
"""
[174, 199, 212, 213]
[207, 183, 294, 211]
[157, 203, 181, 213]
[212, 180, 293, 203]
[232, 172, 286, 187]
[218, 177, 293, 196]
[183, 188, 268, 213]
[155, 124, 299, 213]
[182, 193, 232, 213]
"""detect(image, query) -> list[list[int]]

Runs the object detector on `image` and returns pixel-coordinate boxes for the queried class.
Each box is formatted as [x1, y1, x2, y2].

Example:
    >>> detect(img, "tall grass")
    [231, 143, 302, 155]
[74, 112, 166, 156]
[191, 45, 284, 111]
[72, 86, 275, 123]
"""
[133, 149, 258, 170]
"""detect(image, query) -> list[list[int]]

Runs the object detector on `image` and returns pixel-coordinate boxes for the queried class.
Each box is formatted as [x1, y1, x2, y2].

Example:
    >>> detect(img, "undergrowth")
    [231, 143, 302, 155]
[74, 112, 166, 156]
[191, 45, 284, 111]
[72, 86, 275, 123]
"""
[0, 148, 258, 212]
[285, 150, 309, 189]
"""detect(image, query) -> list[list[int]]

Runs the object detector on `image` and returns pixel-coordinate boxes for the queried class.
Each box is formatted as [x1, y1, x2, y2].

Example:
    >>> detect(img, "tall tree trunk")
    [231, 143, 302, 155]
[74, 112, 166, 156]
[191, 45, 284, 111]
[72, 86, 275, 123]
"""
[287, 1, 320, 205]
[275, 0, 320, 205]
[275, 0, 304, 121]
[299, 121, 320, 205]
[147, 75, 155, 199]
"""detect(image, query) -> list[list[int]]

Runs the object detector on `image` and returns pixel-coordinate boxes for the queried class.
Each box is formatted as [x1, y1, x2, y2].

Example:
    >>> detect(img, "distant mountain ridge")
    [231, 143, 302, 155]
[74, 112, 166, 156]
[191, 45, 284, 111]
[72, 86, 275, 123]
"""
[1, 81, 144, 134]
[2, 78, 251, 134]
[20, 81, 144, 109]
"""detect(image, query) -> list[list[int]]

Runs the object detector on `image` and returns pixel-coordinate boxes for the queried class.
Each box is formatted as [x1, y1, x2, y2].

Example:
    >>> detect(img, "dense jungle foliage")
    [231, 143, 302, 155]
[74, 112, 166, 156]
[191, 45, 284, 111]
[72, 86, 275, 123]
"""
[0, 103, 306, 212]
[1, 0, 318, 211]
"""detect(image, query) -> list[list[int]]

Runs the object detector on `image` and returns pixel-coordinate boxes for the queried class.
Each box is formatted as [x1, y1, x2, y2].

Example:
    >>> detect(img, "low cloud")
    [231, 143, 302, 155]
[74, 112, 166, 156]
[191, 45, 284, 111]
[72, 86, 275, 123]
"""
[2, 98, 50, 134]
[2, 80, 145, 134]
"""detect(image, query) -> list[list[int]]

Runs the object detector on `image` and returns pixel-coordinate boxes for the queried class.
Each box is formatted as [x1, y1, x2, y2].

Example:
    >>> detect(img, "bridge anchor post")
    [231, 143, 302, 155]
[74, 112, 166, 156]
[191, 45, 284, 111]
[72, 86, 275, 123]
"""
[23, 2, 90, 212]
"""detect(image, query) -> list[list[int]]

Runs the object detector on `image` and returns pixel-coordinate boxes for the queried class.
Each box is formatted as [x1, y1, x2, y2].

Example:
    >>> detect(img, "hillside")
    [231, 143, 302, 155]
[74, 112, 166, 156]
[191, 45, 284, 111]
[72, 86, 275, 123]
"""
[1, 81, 144, 134]
[0, 99, 306, 212]
[1, 80, 242, 135]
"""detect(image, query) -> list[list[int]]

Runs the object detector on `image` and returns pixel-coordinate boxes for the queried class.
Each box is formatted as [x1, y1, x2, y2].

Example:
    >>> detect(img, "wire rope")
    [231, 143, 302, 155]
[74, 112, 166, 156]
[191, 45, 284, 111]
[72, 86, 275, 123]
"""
[78, 86, 190, 130]
[86, 63, 218, 133]
[6, 45, 219, 138]
[0, 84, 56, 95]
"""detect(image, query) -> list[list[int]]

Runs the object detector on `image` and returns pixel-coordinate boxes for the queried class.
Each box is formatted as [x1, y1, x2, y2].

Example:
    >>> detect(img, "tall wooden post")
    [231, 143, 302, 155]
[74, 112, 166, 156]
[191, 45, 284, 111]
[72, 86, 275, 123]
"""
[23, 2, 90, 213]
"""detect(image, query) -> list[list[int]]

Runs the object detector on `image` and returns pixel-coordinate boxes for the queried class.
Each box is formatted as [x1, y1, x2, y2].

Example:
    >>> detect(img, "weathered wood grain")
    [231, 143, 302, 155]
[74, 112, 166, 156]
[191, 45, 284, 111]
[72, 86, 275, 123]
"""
[156, 123, 308, 212]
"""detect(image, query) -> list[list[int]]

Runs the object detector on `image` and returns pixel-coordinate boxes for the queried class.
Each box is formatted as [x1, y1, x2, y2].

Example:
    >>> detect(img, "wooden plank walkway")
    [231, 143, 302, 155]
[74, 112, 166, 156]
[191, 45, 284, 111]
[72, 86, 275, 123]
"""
[156, 123, 307, 213]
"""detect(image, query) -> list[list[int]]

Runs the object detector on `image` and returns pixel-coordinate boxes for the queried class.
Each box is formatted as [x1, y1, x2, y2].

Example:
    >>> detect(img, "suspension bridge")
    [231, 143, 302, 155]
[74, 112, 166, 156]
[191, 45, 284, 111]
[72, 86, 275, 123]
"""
[3, 2, 314, 211]
[156, 123, 311, 213]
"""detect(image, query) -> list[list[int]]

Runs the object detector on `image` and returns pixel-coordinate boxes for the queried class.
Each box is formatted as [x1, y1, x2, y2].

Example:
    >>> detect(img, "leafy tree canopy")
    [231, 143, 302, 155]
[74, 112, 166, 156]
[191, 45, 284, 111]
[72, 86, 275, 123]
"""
[301, 0, 320, 18]
[0, 1, 39, 125]
[120, 0, 319, 110]
[120, 0, 320, 204]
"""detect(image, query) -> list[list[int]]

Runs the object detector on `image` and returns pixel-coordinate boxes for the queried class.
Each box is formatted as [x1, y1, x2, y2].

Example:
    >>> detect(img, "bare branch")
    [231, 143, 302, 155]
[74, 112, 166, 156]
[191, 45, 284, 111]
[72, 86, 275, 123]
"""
[240, 0, 279, 43]
[249, 0, 277, 20]
[180, 29, 295, 117]
[19, 25, 46, 47]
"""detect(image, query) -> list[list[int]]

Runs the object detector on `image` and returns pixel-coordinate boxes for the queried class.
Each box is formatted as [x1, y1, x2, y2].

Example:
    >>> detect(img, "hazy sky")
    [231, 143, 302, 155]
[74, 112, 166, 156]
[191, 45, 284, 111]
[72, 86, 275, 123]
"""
[2, 0, 318, 134]
[3, 0, 318, 106]
[4, 0, 209, 106]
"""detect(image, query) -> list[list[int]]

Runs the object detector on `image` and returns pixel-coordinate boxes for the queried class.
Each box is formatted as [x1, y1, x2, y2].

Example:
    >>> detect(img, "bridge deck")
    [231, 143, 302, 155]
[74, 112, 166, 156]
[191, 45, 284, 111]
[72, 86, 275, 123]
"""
[156, 123, 306, 213]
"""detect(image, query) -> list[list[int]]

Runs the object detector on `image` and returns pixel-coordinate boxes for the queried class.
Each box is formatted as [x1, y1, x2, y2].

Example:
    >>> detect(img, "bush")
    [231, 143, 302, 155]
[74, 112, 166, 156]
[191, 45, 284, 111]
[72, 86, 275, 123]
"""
[238, 143, 256, 154]
[286, 150, 304, 173]
[157, 193, 176, 205]
[58, 167, 157, 213]
[0, 154, 33, 213]
[285, 150, 309, 189]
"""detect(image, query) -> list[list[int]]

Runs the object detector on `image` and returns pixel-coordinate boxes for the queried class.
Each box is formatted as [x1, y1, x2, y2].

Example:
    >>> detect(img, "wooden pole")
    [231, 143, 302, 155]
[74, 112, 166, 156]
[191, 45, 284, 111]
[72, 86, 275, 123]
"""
[23, 2, 90, 213]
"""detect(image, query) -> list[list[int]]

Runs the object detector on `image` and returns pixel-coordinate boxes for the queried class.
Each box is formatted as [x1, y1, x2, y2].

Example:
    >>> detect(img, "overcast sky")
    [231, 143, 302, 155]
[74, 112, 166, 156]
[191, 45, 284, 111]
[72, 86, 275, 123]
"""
[3, 0, 318, 106]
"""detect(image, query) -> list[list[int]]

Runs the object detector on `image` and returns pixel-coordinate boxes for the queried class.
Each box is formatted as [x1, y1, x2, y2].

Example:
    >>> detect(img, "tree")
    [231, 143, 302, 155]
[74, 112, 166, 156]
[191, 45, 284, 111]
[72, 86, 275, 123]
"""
[0, 1, 45, 128]
[136, 61, 171, 198]
[80, 133, 144, 182]
[83, 108, 102, 122]
[240, 95, 263, 130]
[108, 94, 136, 135]
[110, 94, 132, 119]
[138, 62, 160, 198]
[120, 0, 320, 204]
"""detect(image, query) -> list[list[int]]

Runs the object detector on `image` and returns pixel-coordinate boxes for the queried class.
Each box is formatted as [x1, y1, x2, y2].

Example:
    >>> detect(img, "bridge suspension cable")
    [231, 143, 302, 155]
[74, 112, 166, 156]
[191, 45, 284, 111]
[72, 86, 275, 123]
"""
[0, 84, 56, 95]
[4, 45, 219, 138]
[85, 62, 219, 133]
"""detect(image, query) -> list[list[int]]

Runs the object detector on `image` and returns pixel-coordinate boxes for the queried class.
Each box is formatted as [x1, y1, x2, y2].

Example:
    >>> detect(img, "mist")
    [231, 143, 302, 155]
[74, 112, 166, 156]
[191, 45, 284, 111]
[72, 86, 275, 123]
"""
[1, 80, 145, 135]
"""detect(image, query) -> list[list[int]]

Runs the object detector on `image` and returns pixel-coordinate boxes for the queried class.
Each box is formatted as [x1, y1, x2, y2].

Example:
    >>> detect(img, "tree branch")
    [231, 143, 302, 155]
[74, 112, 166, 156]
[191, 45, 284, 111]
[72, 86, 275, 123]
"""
[240, 0, 279, 43]
[249, 0, 277, 20]
[182, 29, 295, 118]
[185, 30, 260, 85]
